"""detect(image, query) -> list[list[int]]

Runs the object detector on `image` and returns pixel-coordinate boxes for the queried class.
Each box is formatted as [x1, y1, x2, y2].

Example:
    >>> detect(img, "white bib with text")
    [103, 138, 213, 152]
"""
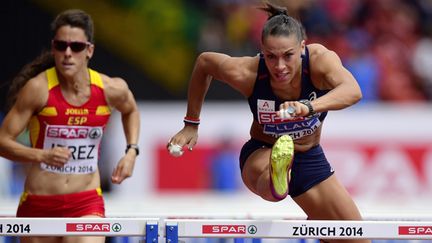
[40, 125, 103, 174]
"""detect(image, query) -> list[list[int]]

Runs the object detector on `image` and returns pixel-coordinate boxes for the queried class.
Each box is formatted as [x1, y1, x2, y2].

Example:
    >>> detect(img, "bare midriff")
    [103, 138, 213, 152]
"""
[23, 165, 100, 195]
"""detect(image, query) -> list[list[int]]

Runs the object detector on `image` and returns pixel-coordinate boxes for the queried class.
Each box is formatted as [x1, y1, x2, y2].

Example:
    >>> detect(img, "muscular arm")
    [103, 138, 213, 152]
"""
[308, 44, 362, 112]
[103, 76, 140, 183]
[103, 77, 140, 152]
[185, 52, 258, 119]
[0, 76, 48, 162]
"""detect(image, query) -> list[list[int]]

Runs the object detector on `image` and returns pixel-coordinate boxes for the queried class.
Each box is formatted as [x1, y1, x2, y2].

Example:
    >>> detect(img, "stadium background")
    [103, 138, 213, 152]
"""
[1, 0, 432, 242]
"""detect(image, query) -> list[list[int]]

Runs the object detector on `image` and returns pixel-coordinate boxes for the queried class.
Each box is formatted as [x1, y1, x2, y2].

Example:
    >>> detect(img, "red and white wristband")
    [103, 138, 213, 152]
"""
[183, 116, 200, 126]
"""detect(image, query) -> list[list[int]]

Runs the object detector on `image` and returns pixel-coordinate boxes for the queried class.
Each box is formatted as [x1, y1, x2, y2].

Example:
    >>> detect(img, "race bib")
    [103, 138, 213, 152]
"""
[257, 99, 322, 140]
[262, 118, 322, 139]
[40, 125, 103, 174]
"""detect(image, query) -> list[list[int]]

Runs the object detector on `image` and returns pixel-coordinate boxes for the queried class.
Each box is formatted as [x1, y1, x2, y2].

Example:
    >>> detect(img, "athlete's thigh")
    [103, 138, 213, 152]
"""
[63, 236, 105, 243]
[293, 174, 363, 220]
[20, 236, 62, 243]
[241, 147, 271, 194]
[294, 175, 370, 243]
[63, 215, 105, 243]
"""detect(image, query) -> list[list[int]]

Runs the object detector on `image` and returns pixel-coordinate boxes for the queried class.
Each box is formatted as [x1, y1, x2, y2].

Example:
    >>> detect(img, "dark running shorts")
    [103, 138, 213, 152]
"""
[239, 138, 334, 197]
[16, 188, 105, 217]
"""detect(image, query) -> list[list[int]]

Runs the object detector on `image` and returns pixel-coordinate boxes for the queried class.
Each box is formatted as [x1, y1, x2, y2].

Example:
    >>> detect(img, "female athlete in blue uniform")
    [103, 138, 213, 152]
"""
[168, 3, 369, 243]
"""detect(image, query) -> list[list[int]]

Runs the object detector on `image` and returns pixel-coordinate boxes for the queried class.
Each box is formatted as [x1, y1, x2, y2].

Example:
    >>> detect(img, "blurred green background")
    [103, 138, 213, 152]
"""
[1, 0, 432, 113]
[0, 0, 248, 111]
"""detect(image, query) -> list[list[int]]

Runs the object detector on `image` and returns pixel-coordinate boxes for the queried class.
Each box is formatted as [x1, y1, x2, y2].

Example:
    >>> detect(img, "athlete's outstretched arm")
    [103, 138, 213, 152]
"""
[104, 76, 140, 184]
[169, 52, 258, 150]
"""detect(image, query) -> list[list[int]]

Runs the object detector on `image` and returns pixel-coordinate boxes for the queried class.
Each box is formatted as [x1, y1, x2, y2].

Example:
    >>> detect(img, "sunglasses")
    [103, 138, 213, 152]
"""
[52, 40, 91, 52]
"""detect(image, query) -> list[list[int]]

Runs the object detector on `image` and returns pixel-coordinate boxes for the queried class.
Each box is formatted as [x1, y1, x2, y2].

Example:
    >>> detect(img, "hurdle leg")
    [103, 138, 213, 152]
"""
[146, 221, 158, 243]
[165, 222, 178, 243]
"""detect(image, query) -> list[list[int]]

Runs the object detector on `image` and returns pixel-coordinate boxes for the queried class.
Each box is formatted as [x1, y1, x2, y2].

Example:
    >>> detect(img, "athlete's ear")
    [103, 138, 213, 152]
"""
[86, 43, 94, 60]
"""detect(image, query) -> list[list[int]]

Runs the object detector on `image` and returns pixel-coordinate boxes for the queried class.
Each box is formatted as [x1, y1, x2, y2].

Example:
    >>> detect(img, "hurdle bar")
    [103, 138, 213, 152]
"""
[0, 217, 158, 242]
[164, 219, 432, 242]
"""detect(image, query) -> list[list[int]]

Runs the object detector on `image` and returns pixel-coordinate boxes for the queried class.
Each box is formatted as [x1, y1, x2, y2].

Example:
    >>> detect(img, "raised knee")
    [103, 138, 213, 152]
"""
[260, 193, 285, 202]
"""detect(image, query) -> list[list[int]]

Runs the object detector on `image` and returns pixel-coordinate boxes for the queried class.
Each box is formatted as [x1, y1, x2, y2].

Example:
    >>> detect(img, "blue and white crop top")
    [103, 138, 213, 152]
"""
[247, 47, 329, 140]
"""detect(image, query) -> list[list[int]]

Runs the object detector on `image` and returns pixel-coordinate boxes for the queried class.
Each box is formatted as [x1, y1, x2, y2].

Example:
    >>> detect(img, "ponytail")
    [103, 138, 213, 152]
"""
[6, 51, 54, 111]
[259, 2, 306, 43]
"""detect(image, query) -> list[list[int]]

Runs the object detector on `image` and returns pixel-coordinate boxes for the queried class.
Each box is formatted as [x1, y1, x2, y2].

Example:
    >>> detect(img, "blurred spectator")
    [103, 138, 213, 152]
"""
[195, 0, 432, 102]
[20, 0, 432, 102]
[345, 30, 380, 102]
[412, 30, 432, 99]
[210, 137, 241, 192]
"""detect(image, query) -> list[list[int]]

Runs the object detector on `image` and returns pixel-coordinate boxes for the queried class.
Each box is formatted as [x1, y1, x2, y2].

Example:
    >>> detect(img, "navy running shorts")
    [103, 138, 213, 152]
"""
[239, 138, 334, 197]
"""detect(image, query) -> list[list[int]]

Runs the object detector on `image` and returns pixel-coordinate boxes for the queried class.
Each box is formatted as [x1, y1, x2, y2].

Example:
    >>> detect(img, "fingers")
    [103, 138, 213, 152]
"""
[278, 101, 309, 118]
[111, 165, 131, 184]
[278, 106, 296, 119]
[167, 138, 196, 154]
[46, 146, 71, 167]
[186, 138, 197, 151]
[168, 126, 199, 155]
[278, 102, 296, 119]
[167, 137, 194, 152]
[111, 167, 122, 184]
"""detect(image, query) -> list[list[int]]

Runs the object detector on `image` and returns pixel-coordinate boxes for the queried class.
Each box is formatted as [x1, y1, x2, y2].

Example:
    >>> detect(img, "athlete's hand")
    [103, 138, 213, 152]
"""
[167, 125, 198, 153]
[111, 153, 136, 184]
[42, 146, 71, 167]
[277, 101, 310, 118]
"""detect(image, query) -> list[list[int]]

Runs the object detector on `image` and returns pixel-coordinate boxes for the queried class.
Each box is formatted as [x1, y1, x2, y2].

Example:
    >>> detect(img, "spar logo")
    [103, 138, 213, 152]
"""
[47, 127, 90, 139]
[47, 127, 102, 139]
[202, 225, 246, 234]
[248, 225, 257, 234]
[399, 226, 432, 235]
[66, 223, 111, 232]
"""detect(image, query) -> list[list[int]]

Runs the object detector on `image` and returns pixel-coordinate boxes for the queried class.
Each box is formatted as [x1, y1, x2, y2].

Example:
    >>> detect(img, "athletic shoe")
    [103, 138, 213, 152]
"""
[270, 135, 294, 200]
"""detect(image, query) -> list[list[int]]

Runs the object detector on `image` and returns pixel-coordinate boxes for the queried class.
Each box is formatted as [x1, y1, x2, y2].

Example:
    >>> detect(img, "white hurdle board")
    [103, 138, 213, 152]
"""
[165, 219, 432, 240]
[0, 217, 158, 237]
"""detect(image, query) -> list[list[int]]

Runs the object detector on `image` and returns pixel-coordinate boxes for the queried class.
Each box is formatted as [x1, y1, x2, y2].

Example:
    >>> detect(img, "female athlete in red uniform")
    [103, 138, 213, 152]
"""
[0, 9, 140, 243]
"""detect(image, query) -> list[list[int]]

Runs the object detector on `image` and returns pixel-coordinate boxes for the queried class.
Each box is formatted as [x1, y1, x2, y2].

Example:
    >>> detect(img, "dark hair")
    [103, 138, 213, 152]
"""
[6, 51, 54, 111]
[259, 2, 306, 43]
[51, 9, 94, 43]
[5, 9, 94, 111]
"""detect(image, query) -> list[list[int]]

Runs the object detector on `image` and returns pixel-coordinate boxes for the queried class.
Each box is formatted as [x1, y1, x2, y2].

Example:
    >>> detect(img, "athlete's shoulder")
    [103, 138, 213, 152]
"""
[97, 73, 130, 106]
[99, 73, 128, 91]
[307, 43, 341, 68]
[306, 44, 332, 59]
[24, 71, 49, 92]
[14, 71, 48, 111]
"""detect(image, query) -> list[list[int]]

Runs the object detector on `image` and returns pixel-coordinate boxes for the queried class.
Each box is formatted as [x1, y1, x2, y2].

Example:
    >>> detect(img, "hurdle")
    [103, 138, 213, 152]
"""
[3, 218, 432, 242]
[164, 219, 432, 242]
[0, 217, 159, 242]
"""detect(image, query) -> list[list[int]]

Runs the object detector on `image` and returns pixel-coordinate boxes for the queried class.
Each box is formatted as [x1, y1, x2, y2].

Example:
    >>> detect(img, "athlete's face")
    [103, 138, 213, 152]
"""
[261, 35, 304, 84]
[52, 25, 94, 78]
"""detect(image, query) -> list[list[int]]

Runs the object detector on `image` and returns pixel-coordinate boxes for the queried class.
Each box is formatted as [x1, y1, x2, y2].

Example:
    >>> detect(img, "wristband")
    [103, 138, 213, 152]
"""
[125, 144, 139, 156]
[184, 116, 200, 126]
[299, 99, 316, 116]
